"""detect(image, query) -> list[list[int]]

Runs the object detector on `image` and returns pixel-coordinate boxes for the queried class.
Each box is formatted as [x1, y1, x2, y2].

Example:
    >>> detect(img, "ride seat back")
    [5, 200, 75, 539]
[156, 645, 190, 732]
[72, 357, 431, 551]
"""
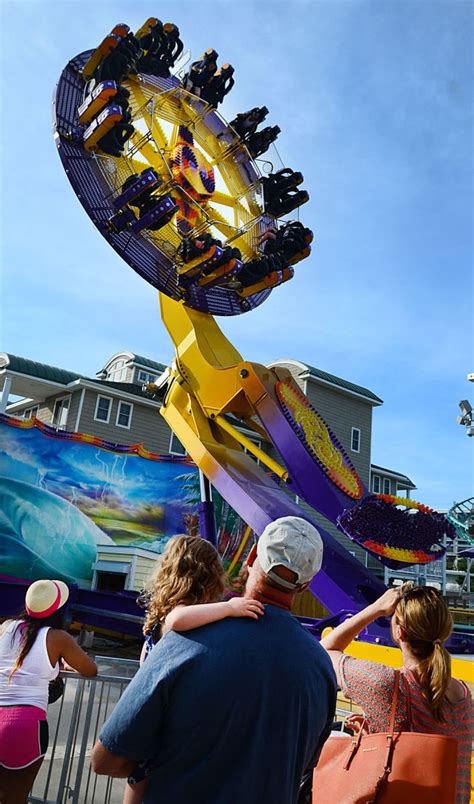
[78, 81, 118, 125]
[83, 105, 123, 151]
[82, 25, 130, 81]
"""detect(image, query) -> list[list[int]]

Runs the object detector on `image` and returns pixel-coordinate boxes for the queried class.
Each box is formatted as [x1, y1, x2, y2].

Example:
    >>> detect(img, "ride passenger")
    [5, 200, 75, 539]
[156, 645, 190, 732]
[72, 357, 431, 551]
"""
[0, 580, 97, 804]
[122, 534, 264, 804]
[320, 583, 474, 804]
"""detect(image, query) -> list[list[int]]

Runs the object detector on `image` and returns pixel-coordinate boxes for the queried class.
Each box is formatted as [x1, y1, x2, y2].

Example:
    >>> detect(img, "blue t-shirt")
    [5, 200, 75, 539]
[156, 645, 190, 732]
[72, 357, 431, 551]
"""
[99, 605, 336, 804]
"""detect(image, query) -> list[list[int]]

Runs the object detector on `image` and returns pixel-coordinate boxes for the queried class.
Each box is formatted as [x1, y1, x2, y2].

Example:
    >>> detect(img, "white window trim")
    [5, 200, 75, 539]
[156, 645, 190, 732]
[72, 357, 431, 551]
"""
[24, 405, 39, 419]
[372, 474, 381, 493]
[137, 369, 157, 384]
[351, 427, 361, 453]
[52, 395, 71, 429]
[116, 400, 133, 429]
[94, 394, 112, 424]
[169, 431, 187, 456]
[382, 478, 391, 495]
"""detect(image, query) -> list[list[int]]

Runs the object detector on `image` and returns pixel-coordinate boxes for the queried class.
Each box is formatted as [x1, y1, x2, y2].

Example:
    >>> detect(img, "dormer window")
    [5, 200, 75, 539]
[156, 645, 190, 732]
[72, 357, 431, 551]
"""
[107, 360, 127, 382]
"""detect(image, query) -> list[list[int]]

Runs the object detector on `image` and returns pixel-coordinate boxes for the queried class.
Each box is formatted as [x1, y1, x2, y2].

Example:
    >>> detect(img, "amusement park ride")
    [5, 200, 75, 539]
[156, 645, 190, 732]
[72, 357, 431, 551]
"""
[52, 17, 467, 651]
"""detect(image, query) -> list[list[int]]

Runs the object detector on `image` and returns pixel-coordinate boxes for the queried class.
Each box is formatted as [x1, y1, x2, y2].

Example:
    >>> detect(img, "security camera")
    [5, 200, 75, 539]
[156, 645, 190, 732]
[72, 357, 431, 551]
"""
[467, 425, 474, 437]
[459, 399, 472, 417]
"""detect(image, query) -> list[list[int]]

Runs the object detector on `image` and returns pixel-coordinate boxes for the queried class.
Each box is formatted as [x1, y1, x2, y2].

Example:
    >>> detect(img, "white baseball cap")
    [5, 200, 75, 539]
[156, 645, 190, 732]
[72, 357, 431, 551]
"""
[25, 579, 70, 619]
[257, 516, 323, 590]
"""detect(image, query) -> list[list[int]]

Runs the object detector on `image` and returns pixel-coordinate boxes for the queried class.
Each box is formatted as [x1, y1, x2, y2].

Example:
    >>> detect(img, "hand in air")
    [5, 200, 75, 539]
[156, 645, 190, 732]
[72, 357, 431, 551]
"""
[373, 587, 402, 617]
[227, 596, 264, 619]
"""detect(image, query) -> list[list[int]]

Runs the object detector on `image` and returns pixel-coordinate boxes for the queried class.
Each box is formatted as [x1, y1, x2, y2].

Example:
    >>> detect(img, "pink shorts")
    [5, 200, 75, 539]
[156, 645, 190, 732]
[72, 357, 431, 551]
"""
[0, 706, 48, 769]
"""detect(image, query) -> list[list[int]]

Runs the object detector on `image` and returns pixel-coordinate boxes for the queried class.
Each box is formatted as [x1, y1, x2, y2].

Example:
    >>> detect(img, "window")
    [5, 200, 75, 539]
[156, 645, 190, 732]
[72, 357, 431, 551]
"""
[107, 360, 127, 382]
[138, 370, 157, 385]
[372, 474, 381, 493]
[351, 427, 361, 453]
[94, 395, 112, 423]
[169, 432, 186, 455]
[23, 405, 39, 419]
[116, 401, 133, 429]
[52, 397, 70, 430]
[383, 478, 391, 495]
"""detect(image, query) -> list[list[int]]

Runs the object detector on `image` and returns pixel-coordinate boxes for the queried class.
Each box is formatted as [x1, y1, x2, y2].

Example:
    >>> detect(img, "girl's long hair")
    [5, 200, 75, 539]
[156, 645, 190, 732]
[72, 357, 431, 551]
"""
[9, 608, 65, 679]
[395, 585, 453, 720]
[141, 535, 226, 637]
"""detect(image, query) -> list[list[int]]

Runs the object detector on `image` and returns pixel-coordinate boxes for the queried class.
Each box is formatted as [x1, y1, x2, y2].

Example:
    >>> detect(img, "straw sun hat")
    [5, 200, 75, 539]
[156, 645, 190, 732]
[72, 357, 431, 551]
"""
[25, 579, 70, 619]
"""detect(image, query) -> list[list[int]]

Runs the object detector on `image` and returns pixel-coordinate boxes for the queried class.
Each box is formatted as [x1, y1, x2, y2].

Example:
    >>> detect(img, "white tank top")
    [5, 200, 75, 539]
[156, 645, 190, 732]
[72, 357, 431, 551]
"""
[0, 620, 59, 711]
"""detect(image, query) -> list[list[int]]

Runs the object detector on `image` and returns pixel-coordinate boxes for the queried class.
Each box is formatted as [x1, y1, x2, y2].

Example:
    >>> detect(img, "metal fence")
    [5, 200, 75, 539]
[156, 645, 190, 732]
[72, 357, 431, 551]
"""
[29, 657, 139, 804]
[28, 656, 359, 804]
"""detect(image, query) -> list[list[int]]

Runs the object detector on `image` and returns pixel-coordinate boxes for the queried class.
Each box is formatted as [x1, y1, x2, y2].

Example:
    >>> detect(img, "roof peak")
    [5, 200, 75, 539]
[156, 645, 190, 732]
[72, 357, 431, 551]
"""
[269, 358, 383, 405]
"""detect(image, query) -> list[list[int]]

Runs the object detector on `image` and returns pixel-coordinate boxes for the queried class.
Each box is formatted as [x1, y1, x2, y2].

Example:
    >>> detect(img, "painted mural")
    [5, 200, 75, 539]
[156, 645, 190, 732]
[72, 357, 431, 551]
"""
[0, 414, 251, 586]
[0, 414, 252, 586]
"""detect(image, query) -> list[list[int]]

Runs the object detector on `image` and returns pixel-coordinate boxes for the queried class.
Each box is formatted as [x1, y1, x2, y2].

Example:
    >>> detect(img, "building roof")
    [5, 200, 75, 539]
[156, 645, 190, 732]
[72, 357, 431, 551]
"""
[305, 364, 383, 404]
[98, 351, 167, 376]
[370, 463, 416, 489]
[269, 358, 383, 405]
[132, 355, 167, 373]
[0, 353, 161, 404]
[0, 353, 90, 385]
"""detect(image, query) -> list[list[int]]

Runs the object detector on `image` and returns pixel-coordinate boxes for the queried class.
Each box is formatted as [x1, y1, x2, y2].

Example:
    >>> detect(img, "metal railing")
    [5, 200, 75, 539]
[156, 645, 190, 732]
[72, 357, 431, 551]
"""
[29, 657, 139, 804]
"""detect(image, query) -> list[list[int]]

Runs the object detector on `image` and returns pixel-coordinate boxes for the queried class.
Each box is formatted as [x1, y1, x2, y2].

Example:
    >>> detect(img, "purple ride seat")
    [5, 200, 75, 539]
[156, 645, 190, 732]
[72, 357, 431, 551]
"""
[113, 169, 161, 211]
[78, 81, 118, 125]
[131, 194, 178, 234]
[83, 105, 123, 151]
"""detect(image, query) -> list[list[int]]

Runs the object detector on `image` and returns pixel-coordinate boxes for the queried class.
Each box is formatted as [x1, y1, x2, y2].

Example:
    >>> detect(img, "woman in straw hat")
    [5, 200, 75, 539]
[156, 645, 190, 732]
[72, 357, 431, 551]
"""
[0, 579, 97, 804]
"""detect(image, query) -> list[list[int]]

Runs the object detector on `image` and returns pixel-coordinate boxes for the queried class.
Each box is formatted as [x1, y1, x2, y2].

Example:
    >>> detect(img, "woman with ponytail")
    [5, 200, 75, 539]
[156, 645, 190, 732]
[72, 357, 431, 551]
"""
[0, 579, 97, 804]
[321, 583, 473, 803]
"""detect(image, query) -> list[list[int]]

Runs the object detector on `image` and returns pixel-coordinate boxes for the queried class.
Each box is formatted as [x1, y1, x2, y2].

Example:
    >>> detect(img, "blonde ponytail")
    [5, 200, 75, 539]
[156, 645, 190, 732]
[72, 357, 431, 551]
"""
[395, 586, 453, 721]
[416, 640, 452, 720]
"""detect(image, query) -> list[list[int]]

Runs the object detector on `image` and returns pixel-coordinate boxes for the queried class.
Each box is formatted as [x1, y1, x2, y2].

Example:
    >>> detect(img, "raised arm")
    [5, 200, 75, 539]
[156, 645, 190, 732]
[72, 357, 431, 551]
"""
[163, 597, 264, 633]
[320, 588, 401, 684]
[47, 629, 98, 676]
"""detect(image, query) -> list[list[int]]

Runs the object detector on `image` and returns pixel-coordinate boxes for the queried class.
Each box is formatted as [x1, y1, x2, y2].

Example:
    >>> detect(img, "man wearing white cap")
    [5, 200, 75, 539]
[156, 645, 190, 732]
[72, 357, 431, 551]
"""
[93, 516, 337, 804]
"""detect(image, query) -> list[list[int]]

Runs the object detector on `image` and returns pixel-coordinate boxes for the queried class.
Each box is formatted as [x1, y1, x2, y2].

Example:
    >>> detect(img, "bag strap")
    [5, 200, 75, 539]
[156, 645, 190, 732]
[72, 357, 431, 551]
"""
[401, 670, 413, 730]
[388, 670, 400, 734]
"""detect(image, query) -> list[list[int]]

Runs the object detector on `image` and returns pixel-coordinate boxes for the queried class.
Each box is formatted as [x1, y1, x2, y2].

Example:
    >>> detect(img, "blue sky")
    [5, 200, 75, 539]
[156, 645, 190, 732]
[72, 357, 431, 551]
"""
[0, 0, 472, 510]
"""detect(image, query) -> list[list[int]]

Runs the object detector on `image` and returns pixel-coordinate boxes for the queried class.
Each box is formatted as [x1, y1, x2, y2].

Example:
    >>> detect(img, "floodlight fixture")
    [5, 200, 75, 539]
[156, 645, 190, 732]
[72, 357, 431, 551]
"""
[459, 400, 472, 417]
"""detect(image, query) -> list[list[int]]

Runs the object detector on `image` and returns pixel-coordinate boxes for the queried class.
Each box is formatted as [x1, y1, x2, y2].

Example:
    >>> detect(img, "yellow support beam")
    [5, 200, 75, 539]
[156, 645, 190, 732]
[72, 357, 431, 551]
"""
[214, 414, 289, 482]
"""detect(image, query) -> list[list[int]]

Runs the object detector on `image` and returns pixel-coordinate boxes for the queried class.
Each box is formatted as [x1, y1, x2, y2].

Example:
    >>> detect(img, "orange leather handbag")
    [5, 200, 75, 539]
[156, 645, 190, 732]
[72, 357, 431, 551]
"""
[312, 671, 458, 803]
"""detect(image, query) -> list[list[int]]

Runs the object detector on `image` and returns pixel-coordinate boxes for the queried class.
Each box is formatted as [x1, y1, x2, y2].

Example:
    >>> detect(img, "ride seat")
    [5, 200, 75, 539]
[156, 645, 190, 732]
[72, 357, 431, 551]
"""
[83, 105, 123, 152]
[82, 25, 130, 81]
[113, 169, 161, 211]
[78, 81, 118, 125]
[131, 194, 178, 233]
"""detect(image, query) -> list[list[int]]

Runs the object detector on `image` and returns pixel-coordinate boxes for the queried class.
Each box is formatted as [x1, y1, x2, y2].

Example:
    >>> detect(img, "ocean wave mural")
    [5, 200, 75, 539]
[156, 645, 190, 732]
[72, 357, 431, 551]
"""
[0, 415, 200, 584]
